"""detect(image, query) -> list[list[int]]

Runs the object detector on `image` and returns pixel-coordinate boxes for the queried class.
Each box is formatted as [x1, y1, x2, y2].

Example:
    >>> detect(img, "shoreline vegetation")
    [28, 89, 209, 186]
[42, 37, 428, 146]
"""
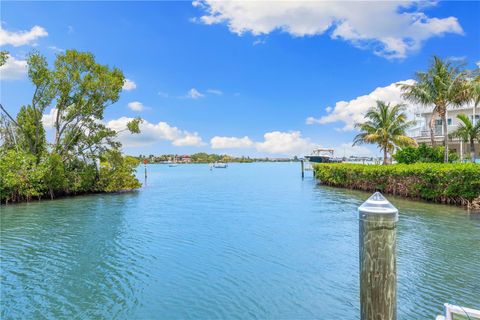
[137, 153, 301, 164]
[0, 50, 142, 204]
[314, 163, 480, 209]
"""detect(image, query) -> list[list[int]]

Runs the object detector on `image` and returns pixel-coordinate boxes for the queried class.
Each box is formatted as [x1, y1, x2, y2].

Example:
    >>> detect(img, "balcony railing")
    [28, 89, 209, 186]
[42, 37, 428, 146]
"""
[410, 125, 458, 138]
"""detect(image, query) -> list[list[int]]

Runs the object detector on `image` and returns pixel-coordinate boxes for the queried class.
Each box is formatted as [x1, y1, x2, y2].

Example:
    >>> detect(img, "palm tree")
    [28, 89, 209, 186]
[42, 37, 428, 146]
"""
[399, 56, 470, 162]
[353, 101, 417, 165]
[469, 74, 480, 126]
[449, 114, 480, 162]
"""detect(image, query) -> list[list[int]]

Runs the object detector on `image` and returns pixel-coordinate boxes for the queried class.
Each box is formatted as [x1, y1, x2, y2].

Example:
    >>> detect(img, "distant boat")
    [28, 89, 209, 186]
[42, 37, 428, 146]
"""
[212, 162, 228, 168]
[305, 148, 342, 163]
[168, 156, 178, 167]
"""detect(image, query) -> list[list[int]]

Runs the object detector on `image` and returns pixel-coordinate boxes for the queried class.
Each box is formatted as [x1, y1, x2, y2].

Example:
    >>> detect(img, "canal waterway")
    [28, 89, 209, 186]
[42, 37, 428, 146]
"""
[1, 163, 479, 319]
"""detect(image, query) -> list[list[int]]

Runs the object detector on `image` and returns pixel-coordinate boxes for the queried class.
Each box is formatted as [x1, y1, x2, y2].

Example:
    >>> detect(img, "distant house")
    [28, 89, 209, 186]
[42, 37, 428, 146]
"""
[177, 155, 191, 163]
[407, 103, 479, 160]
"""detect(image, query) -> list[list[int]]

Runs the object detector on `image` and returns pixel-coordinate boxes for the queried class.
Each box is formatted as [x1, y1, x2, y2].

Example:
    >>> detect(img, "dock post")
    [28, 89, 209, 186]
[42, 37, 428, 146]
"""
[301, 160, 304, 178]
[359, 192, 398, 320]
[143, 159, 148, 184]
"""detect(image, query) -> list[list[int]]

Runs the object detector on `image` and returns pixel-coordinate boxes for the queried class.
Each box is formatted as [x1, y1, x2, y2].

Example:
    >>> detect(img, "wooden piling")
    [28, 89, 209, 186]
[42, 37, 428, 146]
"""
[301, 160, 304, 178]
[359, 192, 398, 320]
[143, 159, 148, 184]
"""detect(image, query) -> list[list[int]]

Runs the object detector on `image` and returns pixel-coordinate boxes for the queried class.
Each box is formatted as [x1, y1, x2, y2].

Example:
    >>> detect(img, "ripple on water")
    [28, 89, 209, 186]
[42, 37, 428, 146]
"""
[1, 163, 479, 319]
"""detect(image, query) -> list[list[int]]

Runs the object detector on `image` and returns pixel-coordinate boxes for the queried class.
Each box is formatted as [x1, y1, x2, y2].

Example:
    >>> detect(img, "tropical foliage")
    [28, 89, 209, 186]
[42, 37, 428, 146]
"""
[0, 50, 142, 204]
[314, 163, 480, 207]
[353, 101, 416, 164]
[399, 56, 470, 162]
[394, 143, 459, 164]
[449, 114, 480, 162]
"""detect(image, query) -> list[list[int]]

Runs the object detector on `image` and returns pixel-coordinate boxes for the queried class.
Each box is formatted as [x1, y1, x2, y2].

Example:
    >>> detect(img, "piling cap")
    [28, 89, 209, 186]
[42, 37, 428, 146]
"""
[358, 192, 398, 221]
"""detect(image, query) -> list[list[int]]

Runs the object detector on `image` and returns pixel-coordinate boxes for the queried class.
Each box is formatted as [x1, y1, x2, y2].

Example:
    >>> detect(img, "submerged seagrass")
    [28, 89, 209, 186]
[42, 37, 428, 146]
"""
[314, 163, 480, 207]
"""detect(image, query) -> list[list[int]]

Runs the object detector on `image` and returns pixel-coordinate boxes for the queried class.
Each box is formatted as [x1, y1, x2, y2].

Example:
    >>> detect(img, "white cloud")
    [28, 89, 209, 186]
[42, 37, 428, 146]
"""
[127, 101, 145, 112]
[41, 108, 57, 129]
[193, 1, 463, 59]
[42, 111, 203, 147]
[0, 55, 27, 80]
[210, 136, 254, 149]
[123, 78, 137, 91]
[106, 117, 204, 147]
[47, 46, 65, 53]
[255, 131, 316, 155]
[0, 25, 48, 47]
[210, 131, 317, 155]
[207, 88, 223, 95]
[334, 143, 375, 158]
[158, 91, 169, 98]
[306, 80, 416, 131]
[253, 39, 266, 46]
[186, 88, 205, 99]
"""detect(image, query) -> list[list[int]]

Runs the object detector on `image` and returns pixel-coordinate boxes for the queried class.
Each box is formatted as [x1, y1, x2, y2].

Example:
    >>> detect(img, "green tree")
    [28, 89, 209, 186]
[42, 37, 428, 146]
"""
[0, 49, 143, 203]
[16, 105, 47, 159]
[97, 150, 141, 192]
[353, 101, 417, 165]
[0, 51, 8, 66]
[399, 56, 470, 162]
[0, 52, 54, 159]
[449, 114, 480, 162]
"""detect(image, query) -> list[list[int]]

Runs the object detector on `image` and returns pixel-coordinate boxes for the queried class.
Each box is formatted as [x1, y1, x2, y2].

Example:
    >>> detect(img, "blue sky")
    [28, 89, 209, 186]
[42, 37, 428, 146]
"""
[1, 1, 479, 157]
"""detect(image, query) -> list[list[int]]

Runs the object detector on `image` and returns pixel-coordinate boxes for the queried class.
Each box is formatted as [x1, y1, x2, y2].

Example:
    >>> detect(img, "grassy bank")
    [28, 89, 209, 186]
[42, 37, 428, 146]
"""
[314, 163, 480, 208]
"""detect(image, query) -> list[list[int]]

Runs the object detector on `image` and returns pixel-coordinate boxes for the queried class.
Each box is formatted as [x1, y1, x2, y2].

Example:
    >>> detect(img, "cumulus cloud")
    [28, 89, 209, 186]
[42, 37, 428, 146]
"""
[0, 55, 27, 80]
[209, 131, 316, 155]
[123, 78, 137, 91]
[42, 111, 203, 147]
[210, 136, 254, 149]
[0, 25, 48, 47]
[186, 88, 204, 99]
[127, 101, 145, 112]
[193, 1, 463, 59]
[256, 131, 316, 155]
[306, 80, 416, 131]
[106, 117, 204, 147]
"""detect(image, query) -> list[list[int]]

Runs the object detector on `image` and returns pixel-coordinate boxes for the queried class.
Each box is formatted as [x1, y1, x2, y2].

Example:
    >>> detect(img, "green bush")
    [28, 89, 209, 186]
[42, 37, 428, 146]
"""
[0, 148, 141, 203]
[394, 143, 459, 164]
[314, 163, 480, 206]
[0, 149, 45, 203]
[97, 151, 141, 192]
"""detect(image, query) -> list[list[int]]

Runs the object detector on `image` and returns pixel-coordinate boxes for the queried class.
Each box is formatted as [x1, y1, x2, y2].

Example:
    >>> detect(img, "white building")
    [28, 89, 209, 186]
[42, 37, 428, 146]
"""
[407, 103, 479, 160]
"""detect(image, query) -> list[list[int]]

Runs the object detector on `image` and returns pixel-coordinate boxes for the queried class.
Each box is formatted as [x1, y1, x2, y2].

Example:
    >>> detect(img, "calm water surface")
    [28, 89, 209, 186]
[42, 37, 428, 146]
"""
[1, 163, 479, 319]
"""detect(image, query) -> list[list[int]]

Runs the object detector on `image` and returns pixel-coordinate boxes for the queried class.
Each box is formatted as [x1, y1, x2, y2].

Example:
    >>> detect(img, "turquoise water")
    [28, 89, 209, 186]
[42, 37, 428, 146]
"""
[1, 163, 479, 319]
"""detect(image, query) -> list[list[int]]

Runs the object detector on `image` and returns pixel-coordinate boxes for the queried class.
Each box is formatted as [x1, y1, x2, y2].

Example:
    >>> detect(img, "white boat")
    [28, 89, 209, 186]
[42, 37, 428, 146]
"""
[305, 148, 342, 163]
[212, 162, 228, 168]
[168, 156, 178, 167]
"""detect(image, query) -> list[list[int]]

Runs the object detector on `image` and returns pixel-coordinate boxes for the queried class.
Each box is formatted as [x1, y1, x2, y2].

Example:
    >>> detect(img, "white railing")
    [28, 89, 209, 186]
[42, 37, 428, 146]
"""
[411, 125, 459, 138]
[436, 303, 480, 320]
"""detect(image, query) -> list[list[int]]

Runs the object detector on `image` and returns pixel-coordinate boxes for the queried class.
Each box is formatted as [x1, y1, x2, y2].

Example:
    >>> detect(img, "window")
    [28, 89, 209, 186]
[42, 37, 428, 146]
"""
[447, 118, 452, 125]
[469, 115, 480, 121]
